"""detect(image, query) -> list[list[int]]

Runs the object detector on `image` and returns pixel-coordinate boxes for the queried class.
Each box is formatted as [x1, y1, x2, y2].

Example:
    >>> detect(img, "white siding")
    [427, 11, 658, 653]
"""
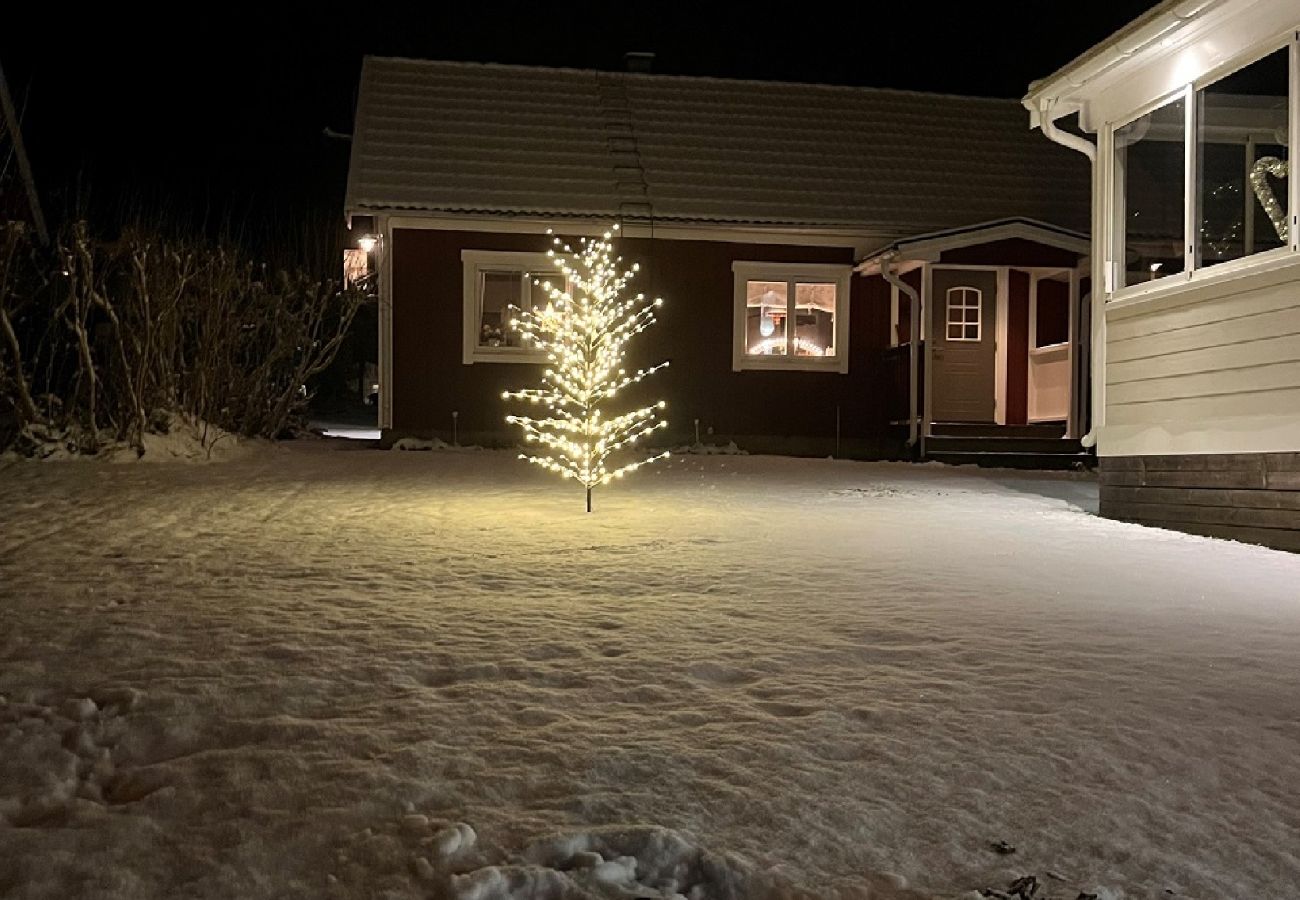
[1101, 259, 1300, 456]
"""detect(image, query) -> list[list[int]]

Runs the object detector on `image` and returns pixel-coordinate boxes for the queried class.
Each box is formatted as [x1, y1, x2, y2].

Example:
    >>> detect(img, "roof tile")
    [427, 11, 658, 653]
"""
[346, 58, 1090, 233]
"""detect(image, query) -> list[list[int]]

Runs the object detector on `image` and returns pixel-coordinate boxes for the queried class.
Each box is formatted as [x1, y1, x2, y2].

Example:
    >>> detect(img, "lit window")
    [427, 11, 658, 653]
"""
[1112, 94, 1187, 288]
[461, 250, 557, 364]
[1196, 47, 1289, 267]
[745, 281, 788, 356]
[732, 262, 851, 373]
[342, 248, 369, 287]
[945, 287, 982, 341]
[477, 270, 553, 349]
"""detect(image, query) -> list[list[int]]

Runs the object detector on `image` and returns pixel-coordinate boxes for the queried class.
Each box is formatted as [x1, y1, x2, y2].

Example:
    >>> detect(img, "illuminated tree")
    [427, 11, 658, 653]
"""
[503, 225, 669, 512]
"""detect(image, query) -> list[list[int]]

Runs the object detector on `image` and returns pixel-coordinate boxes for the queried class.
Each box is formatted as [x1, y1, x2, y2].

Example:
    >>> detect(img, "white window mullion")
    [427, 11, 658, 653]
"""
[1244, 135, 1257, 256]
[786, 280, 796, 356]
[1183, 82, 1197, 276]
[1291, 32, 1299, 252]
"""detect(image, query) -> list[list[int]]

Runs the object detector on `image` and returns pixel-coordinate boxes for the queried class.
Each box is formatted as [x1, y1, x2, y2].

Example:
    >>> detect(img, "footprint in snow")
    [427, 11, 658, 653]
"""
[754, 700, 818, 718]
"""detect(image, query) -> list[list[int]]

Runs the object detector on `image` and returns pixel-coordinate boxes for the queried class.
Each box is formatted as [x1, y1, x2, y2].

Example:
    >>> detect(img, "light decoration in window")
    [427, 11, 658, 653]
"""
[502, 225, 669, 513]
[748, 336, 827, 356]
[742, 280, 836, 359]
[1251, 157, 1289, 242]
[1196, 47, 1289, 266]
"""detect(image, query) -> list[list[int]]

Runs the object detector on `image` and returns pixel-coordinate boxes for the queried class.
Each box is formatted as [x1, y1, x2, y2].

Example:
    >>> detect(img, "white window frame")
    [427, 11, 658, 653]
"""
[731, 261, 852, 373]
[944, 286, 983, 342]
[1030, 273, 1071, 351]
[1104, 28, 1300, 307]
[461, 250, 556, 364]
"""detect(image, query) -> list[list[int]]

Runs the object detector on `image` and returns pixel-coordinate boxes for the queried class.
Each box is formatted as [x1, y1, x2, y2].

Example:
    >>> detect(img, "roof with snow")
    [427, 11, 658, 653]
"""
[856, 217, 1090, 273]
[345, 58, 1091, 234]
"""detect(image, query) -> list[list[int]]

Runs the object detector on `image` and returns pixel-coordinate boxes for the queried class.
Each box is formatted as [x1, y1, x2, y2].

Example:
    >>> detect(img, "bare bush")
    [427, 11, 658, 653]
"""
[0, 221, 365, 455]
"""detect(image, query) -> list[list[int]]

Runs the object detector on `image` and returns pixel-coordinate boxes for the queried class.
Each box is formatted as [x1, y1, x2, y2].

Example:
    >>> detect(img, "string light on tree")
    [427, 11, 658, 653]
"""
[502, 225, 669, 512]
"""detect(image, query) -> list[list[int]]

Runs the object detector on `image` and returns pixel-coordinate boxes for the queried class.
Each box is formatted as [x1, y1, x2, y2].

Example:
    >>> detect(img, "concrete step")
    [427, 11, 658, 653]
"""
[926, 449, 1094, 471]
[930, 422, 1067, 439]
[925, 436, 1084, 455]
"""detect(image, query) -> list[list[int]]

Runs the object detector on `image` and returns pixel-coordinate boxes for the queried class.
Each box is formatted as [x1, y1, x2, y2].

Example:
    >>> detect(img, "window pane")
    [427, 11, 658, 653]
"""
[945, 288, 981, 340]
[529, 274, 556, 310]
[794, 283, 835, 357]
[479, 270, 523, 347]
[1036, 279, 1070, 347]
[746, 281, 787, 355]
[1197, 47, 1289, 267]
[1114, 96, 1187, 287]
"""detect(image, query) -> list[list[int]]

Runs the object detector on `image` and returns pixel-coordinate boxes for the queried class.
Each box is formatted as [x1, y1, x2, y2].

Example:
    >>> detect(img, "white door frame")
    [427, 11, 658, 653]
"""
[1027, 267, 1074, 426]
[921, 264, 933, 437]
[994, 267, 1009, 425]
[926, 264, 1078, 431]
[1067, 268, 1079, 438]
[377, 214, 393, 431]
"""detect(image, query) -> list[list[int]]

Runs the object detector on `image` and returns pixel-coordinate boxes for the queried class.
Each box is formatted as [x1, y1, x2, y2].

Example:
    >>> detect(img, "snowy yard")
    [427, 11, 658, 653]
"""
[1, 443, 1298, 900]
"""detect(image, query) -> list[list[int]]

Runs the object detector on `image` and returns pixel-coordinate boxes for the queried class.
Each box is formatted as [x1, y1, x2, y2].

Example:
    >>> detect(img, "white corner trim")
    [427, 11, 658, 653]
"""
[921, 265, 933, 436]
[730, 261, 853, 374]
[994, 268, 1009, 425]
[378, 215, 393, 430]
[461, 250, 557, 366]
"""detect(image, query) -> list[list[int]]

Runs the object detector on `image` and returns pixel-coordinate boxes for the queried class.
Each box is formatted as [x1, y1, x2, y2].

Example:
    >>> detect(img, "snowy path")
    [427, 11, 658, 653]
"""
[1, 444, 1297, 900]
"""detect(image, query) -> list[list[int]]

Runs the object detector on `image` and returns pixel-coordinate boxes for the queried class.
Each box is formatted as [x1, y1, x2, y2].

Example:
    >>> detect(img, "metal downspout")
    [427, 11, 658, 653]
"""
[881, 254, 922, 451]
[1039, 100, 1103, 449]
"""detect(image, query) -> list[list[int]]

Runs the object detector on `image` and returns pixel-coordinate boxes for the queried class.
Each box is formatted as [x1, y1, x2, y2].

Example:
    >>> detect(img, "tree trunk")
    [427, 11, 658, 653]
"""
[0, 304, 39, 426]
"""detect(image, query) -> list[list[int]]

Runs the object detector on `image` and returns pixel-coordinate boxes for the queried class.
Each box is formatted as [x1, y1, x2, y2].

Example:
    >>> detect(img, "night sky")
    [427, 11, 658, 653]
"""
[3, 2, 1159, 248]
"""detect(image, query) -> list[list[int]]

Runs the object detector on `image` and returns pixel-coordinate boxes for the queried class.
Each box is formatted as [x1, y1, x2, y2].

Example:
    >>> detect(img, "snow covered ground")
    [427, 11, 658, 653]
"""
[1, 443, 1298, 900]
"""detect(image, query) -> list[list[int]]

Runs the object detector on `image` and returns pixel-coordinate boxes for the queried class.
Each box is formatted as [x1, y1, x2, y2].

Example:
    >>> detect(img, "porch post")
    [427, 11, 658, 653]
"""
[909, 275, 921, 449]
[377, 214, 393, 432]
[1067, 268, 1080, 439]
[994, 268, 1009, 425]
[921, 265, 933, 443]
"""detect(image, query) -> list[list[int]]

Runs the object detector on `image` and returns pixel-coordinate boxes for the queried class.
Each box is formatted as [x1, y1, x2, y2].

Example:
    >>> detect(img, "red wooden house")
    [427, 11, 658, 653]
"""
[345, 58, 1091, 463]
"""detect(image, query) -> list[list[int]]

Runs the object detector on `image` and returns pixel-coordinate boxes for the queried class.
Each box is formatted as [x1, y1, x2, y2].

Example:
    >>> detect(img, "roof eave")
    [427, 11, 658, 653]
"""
[1023, 0, 1228, 118]
[855, 217, 1090, 273]
[344, 203, 907, 235]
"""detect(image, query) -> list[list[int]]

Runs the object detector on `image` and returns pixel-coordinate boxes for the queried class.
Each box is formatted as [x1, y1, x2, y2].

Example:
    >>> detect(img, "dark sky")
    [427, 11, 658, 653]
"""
[2, 2, 1159, 241]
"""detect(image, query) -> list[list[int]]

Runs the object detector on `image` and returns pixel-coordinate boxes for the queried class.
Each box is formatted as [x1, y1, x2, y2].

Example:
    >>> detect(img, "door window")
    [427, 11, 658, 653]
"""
[945, 287, 982, 341]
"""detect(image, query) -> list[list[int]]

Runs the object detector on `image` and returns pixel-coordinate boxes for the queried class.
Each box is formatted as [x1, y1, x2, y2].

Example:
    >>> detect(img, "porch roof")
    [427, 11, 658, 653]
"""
[346, 57, 1090, 234]
[854, 217, 1090, 274]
